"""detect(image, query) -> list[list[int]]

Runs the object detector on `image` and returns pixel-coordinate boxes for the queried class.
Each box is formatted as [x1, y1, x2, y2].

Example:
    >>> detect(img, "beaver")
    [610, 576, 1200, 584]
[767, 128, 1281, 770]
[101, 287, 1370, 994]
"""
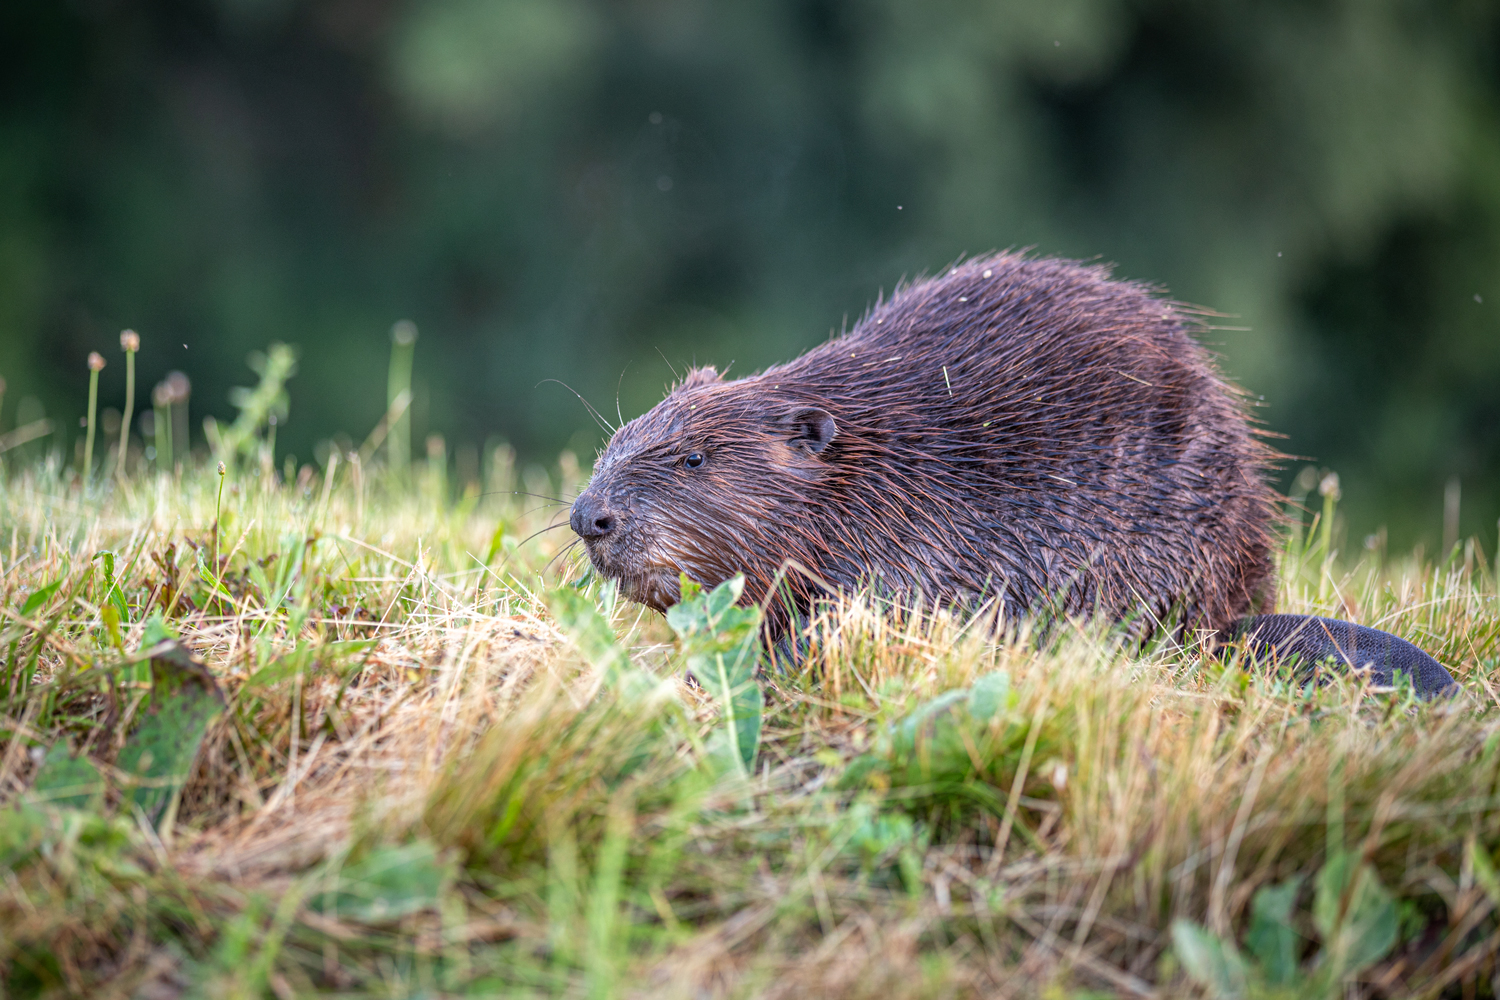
[570, 253, 1457, 696]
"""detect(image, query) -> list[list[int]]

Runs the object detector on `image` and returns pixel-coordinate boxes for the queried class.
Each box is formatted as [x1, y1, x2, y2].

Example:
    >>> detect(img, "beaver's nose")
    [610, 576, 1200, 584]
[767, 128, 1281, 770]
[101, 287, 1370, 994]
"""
[570, 493, 619, 540]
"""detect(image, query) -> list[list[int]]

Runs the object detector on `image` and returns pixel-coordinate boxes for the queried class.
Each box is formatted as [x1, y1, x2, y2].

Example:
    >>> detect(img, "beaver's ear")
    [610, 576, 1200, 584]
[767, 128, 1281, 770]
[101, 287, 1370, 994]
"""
[674, 366, 721, 393]
[785, 407, 837, 455]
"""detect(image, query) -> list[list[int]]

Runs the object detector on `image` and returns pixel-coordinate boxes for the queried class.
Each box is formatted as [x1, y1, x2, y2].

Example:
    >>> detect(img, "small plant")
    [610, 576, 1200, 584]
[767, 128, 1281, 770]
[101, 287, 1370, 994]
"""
[1172, 850, 1400, 997]
[841, 669, 1043, 840]
[666, 574, 764, 773]
[204, 344, 297, 473]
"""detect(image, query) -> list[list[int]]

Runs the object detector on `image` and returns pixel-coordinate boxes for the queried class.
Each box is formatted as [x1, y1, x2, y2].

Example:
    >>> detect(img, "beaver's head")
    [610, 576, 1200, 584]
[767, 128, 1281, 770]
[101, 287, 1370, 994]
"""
[569, 365, 838, 611]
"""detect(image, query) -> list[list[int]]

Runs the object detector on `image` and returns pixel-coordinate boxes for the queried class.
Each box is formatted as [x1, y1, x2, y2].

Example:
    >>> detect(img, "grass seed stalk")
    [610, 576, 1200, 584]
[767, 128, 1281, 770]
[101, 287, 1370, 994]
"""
[82, 351, 104, 481]
[116, 329, 139, 479]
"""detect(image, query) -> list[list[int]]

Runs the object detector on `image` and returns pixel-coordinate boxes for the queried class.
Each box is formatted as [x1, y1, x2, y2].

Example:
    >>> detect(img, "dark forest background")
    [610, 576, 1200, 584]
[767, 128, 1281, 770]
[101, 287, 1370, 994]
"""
[2, 0, 1497, 553]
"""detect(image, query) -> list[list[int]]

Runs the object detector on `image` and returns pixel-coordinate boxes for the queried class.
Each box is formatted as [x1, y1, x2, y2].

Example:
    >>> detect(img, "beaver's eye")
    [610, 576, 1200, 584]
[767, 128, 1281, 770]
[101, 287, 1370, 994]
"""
[684, 453, 705, 469]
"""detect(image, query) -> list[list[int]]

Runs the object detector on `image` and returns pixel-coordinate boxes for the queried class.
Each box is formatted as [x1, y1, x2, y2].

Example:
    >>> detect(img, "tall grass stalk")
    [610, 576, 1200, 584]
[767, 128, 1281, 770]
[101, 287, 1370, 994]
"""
[213, 459, 225, 584]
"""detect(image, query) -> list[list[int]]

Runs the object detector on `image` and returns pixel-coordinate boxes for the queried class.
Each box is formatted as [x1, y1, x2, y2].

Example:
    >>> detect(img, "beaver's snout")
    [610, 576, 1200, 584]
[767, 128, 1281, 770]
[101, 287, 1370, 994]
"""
[570, 491, 619, 540]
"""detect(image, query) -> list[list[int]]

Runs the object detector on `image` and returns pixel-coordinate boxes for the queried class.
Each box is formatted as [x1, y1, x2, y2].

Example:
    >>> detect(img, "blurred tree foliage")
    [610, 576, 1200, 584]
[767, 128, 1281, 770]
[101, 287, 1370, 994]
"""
[0, 0, 1496, 550]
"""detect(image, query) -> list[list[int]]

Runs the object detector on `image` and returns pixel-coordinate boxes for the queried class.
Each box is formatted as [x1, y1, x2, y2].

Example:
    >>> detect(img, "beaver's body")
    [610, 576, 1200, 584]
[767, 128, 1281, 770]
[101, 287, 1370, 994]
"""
[571, 253, 1457, 695]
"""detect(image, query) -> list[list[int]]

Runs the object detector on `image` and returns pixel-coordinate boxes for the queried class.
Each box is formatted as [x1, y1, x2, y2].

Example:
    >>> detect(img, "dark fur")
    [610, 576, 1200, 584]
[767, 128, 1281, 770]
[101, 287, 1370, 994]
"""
[573, 252, 1281, 640]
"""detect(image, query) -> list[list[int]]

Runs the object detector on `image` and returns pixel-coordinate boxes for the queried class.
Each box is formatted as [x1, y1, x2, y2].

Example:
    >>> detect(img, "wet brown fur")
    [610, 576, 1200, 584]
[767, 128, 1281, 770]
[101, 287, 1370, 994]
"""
[573, 252, 1281, 641]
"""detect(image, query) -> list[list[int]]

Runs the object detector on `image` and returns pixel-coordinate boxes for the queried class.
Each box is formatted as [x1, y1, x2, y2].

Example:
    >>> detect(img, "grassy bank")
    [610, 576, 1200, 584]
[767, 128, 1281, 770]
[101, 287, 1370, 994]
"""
[0, 446, 1497, 998]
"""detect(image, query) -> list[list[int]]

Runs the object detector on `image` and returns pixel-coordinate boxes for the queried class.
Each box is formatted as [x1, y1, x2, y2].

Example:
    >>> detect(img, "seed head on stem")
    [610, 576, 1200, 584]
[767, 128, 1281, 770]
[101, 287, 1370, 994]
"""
[83, 352, 105, 483]
[117, 330, 140, 480]
[213, 461, 227, 606]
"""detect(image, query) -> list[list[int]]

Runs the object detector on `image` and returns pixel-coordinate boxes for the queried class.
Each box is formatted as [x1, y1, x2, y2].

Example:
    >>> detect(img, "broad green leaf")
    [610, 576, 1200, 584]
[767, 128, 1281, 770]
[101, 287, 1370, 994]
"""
[844, 802, 919, 869]
[967, 670, 1012, 722]
[1470, 839, 1500, 909]
[30, 743, 106, 810]
[704, 643, 762, 772]
[839, 672, 1031, 833]
[1314, 851, 1397, 978]
[0, 804, 48, 870]
[1171, 918, 1248, 999]
[116, 640, 226, 823]
[1246, 876, 1303, 985]
[891, 689, 967, 755]
[314, 840, 453, 923]
[140, 612, 178, 646]
[1312, 850, 1355, 940]
[101, 603, 125, 651]
[546, 585, 633, 683]
[666, 575, 763, 772]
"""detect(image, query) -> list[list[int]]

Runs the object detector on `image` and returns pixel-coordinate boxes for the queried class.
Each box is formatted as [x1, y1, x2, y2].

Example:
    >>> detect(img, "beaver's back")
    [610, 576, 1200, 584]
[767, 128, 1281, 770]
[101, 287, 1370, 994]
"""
[755, 252, 1279, 633]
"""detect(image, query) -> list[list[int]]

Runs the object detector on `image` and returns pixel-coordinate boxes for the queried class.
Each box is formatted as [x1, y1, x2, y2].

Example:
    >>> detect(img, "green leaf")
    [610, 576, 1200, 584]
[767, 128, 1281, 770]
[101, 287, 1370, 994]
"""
[0, 804, 49, 870]
[891, 689, 968, 757]
[1313, 851, 1397, 978]
[966, 670, 1012, 722]
[665, 575, 763, 773]
[20, 579, 62, 618]
[116, 640, 226, 824]
[101, 603, 125, 651]
[140, 612, 178, 647]
[546, 585, 634, 684]
[1171, 918, 1249, 999]
[29, 743, 106, 810]
[1245, 876, 1303, 985]
[844, 802, 919, 869]
[314, 840, 453, 924]
[1470, 839, 1500, 909]
[704, 642, 762, 773]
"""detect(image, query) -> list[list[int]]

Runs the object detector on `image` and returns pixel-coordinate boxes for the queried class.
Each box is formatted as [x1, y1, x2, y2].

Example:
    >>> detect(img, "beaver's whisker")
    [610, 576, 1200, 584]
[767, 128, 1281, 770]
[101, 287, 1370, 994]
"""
[542, 538, 584, 577]
[475, 490, 573, 505]
[512, 519, 573, 551]
[536, 378, 617, 435]
[654, 346, 681, 383]
[615, 361, 631, 430]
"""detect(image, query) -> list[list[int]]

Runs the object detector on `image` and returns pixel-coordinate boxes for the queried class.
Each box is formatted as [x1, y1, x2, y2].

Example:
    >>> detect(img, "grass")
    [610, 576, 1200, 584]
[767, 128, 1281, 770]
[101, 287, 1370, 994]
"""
[0, 400, 1498, 997]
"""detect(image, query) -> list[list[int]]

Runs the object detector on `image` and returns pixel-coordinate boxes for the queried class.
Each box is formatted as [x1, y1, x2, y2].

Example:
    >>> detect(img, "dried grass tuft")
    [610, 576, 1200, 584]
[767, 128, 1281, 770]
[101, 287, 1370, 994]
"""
[0, 456, 1496, 997]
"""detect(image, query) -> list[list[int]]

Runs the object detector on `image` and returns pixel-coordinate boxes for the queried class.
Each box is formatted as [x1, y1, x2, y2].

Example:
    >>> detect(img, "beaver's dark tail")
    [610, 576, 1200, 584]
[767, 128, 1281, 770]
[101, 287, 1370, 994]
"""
[1229, 614, 1459, 698]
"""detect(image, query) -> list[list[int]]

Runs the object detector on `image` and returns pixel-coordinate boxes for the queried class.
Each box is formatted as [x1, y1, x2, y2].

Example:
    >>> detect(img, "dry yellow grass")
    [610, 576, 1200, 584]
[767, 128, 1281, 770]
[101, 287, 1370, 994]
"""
[0, 454, 1497, 998]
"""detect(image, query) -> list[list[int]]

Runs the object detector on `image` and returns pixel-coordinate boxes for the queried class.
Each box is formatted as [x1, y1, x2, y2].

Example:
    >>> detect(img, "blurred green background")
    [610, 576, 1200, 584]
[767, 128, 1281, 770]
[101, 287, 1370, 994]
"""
[1, 0, 1496, 553]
